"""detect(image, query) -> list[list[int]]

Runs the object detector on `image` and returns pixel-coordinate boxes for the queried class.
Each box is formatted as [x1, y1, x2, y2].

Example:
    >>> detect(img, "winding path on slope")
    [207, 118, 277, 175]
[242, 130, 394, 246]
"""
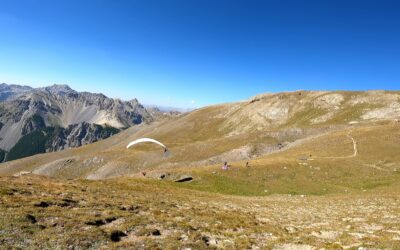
[347, 132, 358, 158]
[306, 131, 389, 172]
[314, 131, 358, 159]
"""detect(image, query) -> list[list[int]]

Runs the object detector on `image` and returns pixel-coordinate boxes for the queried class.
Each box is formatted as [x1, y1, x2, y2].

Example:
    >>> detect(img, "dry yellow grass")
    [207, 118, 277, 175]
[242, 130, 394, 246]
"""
[1, 91, 400, 248]
[1, 174, 399, 249]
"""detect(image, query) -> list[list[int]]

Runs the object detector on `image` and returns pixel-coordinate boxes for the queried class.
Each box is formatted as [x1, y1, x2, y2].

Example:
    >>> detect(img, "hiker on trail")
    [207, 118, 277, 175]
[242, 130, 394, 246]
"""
[222, 162, 228, 170]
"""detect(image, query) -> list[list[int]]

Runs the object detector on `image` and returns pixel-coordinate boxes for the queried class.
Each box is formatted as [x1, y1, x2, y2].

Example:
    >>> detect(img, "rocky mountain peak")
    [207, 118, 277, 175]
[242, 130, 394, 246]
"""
[0, 83, 171, 160]
[38, 84, 76, 95]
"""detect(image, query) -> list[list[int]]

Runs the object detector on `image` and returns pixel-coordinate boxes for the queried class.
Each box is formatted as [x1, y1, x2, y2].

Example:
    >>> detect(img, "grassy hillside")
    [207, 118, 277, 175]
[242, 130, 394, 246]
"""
[178, 123, 400, 196]
[1, 174, 399, 249]
[0, 91, 400, 248]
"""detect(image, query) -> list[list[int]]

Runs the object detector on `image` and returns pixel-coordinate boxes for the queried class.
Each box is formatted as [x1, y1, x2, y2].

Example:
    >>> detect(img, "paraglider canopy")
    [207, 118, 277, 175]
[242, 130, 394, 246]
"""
[126, 138, 167, 149]
[126, 138, 169, 156]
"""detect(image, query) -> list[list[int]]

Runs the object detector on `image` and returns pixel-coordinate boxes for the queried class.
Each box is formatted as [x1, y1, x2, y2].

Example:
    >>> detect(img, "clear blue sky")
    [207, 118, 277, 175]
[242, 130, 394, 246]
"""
[0, 0, 399, 108]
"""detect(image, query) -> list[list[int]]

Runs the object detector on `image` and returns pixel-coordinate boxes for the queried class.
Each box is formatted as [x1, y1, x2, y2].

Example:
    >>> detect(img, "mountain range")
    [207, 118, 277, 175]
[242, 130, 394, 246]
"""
[0, 83, 165, 162]
[1, 89, 399, 179]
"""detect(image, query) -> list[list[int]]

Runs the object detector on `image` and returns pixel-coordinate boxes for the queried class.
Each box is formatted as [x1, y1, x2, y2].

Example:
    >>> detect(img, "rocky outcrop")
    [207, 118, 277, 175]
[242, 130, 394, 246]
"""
[221, 91, 400, 135]
[21, 115, 46, 135]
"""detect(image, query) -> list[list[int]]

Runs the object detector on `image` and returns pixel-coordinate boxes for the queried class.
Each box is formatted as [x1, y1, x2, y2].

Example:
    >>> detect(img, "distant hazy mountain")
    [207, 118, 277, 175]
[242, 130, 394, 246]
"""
[0, 83, 155, 161]
[0, 83, 33, 101]
[144, 104, 193, 113]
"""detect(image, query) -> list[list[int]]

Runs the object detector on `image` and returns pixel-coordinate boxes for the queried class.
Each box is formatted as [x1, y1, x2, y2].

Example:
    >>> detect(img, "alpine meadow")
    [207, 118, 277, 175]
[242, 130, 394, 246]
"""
[1, 1, 400, 249]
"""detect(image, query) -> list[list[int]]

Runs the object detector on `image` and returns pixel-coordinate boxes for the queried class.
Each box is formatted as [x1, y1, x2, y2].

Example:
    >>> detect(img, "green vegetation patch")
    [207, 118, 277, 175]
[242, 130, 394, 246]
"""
[0, 148, 6, 162]
[6, 127, 55, 161]
[96, 124, 120, 138]
[6, 124, 121, 162]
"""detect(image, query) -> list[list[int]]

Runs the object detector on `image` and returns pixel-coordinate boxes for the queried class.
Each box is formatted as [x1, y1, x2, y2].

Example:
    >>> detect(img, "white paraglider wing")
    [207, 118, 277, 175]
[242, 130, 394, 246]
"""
[126, 138, 167, 150]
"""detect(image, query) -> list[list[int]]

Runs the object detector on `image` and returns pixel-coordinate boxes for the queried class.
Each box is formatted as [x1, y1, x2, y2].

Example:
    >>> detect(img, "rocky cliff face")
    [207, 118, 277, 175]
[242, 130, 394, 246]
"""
[0, 83, 157, 161]
[47, 122, 120, 151]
